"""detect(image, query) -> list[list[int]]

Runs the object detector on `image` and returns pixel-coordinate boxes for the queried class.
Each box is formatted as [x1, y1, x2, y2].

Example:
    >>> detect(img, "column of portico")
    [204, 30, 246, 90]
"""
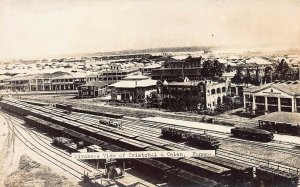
[243, 93, 247, 111]
[278, 97, 281, 112]
[36, 79, 38, 91]
[265, 96, 268, 113]
[292, 98, 295, 113]
[252, 95, 256, 113]
[29, 80, 31, 91]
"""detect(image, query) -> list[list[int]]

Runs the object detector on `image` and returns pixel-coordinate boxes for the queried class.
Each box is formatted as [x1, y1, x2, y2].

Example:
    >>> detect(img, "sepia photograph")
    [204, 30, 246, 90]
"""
[0, 0, 300, 186]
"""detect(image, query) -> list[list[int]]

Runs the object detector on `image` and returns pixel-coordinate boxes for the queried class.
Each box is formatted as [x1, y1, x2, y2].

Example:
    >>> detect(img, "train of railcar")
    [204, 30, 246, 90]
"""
[231, 127, 274, 142]
[3, 99, 297, 187]
[52, 137, 80, 152]
[161, 127, 221, 149]
[22, 114, 221, 187]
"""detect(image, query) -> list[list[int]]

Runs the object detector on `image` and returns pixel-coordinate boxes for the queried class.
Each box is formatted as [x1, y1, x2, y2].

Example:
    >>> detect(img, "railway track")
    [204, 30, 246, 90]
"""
[137, 119, 300, 156]
[0, 112, 95, 180]
[1, 99, 299, 185]
[7, 115, 99, 174]
[67, 111, 300, 177]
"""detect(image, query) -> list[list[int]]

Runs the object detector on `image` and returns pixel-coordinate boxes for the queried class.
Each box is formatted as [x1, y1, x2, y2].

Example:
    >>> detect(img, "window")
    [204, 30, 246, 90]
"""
[211, 89, 216, 95]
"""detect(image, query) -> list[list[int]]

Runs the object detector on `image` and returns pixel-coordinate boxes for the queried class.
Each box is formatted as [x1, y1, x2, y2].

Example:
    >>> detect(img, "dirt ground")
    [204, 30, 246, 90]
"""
[4, 155, 79, 187]
[0, 113, 79, 187]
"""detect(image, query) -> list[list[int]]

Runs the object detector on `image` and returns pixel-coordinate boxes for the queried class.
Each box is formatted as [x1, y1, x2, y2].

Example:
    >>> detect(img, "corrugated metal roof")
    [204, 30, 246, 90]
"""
[110, 79, 156, 88]
[256, 112, 300, 126]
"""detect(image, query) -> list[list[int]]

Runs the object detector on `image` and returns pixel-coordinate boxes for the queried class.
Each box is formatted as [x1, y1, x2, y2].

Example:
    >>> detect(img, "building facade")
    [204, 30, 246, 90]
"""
[110, 76, 157, 103]
[51, 74, 86, 91]
[243, 81, 300, 115]
[157, 79, 228, 112]
[151, 56, 203, 81]
[97, 68, 140, 81]
[78, 81, 109, 98]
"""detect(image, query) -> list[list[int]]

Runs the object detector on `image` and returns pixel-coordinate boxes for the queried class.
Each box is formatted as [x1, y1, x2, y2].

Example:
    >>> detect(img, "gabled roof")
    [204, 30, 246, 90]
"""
[244, 81, 300, 96]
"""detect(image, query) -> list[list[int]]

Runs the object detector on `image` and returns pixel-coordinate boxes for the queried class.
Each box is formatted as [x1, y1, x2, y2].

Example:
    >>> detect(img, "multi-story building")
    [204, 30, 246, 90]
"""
[51, 73, 87, 91]
[140, 63, 161, 75]
[157, 78, 228, 111]
[78, 81, 109, 98]
[97, 68, 140, 81]
[3, 74, 53, 91]
[243, 81, 300, 115]
[0, 75, 10, 90]
[151, 56, 203, 81]
[3, 76, 30, 91]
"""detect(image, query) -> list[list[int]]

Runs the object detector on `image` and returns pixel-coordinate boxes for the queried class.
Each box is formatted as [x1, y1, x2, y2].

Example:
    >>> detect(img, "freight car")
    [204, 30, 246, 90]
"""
[161, 127, 186, 141]
[255, 166, 299, 187]
[186, 133, 220, 149]
[166, 168, 221, 187]
[161, 127, 220, 149]
[52, 137, 78, 152]
[231, 127, 274, 142]
[56, 103, 72, 110]
[99, 118, 122, 129]
[72, 107, 124, 119]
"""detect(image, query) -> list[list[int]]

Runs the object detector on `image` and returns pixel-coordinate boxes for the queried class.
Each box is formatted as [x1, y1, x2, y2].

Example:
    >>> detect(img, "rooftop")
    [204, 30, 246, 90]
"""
[123, 74, 149, 80]
[256, 112, 300, 126]
[244, 81, 300, 96]
[246, 57, 273, 65]
[81, 81, 109, 88]
[110, 79, 157, 88]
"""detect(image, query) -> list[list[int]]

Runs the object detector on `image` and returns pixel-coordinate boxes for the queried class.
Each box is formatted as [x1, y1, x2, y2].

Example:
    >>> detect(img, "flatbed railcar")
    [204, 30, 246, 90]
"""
[186, 133, 221, 149]
[161, 127, 221, 149]
[118, 138, 152, 151]
[72, 107, 124, 119]
[161, 127, 186, 141]
[175, 158, 232, 181]
[135, 136, 167, 148]
[231, 127, 274, 142]
[56, 103, 73, 111]
[256, 166, 299, 187]
[21, 100, 49, 106]
[166, 168, 221, 187]
[133, 158, 173, 180]
[199, 156, 253, 182]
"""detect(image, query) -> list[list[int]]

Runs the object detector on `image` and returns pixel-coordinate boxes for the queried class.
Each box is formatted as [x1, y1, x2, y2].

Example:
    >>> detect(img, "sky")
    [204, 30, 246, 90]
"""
[0, 0, 300, 60]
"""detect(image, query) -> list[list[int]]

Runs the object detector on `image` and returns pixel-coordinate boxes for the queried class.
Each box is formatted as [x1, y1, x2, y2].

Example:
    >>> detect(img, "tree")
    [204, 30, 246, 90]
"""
[211, 60, 224, 77]
[243, 68, 251, 86]
[250, 67, 260, 86]
[232, 67, 244, 85]
[201, 60, 213, 77]
[273, 59, 296, 81]
[263, 66, 273, 83]
[226, 64, 232, 73]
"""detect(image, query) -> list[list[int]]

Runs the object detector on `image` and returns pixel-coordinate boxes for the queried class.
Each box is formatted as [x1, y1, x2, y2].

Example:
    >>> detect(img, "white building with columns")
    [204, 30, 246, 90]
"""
[243, 81, 300, 115]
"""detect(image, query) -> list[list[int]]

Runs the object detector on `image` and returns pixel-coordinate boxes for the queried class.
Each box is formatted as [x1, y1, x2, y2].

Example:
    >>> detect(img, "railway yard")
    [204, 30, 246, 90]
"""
[0, 97, 300, 187]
